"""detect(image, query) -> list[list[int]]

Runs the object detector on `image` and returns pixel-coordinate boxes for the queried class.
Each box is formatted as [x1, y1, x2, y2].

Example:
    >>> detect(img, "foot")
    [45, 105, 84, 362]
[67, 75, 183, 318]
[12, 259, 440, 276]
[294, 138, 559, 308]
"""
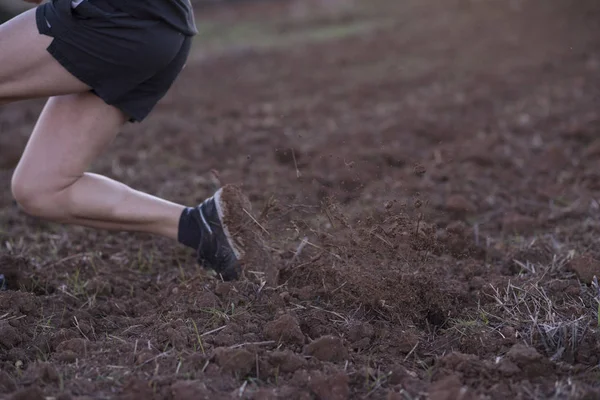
[194, 185, 250, 281]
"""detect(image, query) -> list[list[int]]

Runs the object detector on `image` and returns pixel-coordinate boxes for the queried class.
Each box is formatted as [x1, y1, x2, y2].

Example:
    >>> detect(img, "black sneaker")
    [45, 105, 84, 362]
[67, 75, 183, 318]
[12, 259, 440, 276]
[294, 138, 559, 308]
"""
[194, 185, 250, 281]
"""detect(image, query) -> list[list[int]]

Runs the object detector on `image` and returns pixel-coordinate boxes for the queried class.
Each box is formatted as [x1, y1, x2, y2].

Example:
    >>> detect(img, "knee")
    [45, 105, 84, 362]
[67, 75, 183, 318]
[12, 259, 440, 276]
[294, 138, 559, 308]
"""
[11, 173, 56, 219]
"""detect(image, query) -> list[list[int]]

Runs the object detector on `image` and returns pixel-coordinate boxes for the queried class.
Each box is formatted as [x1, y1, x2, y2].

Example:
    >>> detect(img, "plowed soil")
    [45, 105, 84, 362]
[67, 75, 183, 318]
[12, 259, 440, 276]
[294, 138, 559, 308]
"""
[1, 0, 600, 399]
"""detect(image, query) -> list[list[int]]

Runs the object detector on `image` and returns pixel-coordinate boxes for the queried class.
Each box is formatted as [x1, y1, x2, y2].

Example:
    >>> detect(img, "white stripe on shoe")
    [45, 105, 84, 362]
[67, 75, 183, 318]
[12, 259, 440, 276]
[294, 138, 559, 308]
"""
[198, 201, 214, 235]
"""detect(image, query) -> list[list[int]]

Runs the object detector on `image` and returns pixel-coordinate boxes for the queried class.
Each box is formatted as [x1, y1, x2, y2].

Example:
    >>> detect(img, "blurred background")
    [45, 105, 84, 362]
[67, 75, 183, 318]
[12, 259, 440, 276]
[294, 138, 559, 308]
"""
[0, 0, 31, 22]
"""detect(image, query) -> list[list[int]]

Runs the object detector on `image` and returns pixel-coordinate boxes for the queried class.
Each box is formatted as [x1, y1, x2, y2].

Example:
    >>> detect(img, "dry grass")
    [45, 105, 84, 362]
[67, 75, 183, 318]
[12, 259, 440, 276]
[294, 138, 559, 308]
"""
[481, 247, 598, 362]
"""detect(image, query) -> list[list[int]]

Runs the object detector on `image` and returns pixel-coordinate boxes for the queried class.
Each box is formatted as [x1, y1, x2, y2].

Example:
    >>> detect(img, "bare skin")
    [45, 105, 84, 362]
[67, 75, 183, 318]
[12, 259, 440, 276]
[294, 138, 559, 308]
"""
[3, 6, 185, 241]
[0, 7, 89, 101]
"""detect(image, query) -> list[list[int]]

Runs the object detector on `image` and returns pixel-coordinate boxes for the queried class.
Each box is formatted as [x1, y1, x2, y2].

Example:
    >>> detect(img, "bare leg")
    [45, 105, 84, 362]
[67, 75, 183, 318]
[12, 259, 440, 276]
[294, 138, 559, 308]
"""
[1, 8, 186, 240]
[0, 8, 91, 101]
[10, 92, 185, 240]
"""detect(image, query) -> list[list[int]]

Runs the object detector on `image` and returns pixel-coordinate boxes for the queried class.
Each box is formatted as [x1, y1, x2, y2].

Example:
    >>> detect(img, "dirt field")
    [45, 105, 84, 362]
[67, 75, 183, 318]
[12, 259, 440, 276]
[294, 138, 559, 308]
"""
[1, 0, 600, 398]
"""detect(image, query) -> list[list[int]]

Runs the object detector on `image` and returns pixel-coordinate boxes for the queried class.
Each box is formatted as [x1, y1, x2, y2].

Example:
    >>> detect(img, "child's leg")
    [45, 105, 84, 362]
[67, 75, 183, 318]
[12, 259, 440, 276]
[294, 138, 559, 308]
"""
[11, 92, 185, 240]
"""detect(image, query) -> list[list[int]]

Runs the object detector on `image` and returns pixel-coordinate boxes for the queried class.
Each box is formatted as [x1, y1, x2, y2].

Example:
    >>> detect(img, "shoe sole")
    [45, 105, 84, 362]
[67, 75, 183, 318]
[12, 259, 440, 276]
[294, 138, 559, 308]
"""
[213, 185, 250, 262]
[213, 184, 276, 283]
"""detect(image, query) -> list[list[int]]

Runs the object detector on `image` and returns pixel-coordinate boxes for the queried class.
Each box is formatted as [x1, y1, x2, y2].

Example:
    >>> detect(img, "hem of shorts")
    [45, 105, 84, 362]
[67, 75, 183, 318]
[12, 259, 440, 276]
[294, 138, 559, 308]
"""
[110, 103, 148, 123]
[46, 43, 100, 90]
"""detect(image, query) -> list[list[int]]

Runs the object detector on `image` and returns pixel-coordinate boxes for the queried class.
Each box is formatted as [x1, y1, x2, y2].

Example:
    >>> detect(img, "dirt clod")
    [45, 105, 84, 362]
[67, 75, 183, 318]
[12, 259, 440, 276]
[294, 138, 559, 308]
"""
[429, 375, 475, 400]
[24, 362, 60, 384]
[268, 350, 306, 373]
[9, 386, 45, 400]
[507, 343, 554, 377]
[56, 339, 87, 356]
[119, 377, 156, 400]
[567, 255, 600, 283]
[303, 336, 348, 362]
[213, 347, 255, 376]
[0, 370, 16, 393]
[264, 314, 305, 345]
[169, 380, 211, 400]
[0, 321, 21, 349]
[445, 195, 476, 215]
[308, 372, 350, 400]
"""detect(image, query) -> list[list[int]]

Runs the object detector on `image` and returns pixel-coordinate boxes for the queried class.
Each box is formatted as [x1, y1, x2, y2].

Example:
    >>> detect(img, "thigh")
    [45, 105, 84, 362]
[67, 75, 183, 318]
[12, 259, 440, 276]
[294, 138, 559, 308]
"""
[13, 92, 127, 191]
[0, 8, 91, 102]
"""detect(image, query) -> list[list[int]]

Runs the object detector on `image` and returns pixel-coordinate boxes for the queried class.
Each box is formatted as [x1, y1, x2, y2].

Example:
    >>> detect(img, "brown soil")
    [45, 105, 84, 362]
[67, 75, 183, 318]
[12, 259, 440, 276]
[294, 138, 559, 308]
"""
[1, 0, 600, 398]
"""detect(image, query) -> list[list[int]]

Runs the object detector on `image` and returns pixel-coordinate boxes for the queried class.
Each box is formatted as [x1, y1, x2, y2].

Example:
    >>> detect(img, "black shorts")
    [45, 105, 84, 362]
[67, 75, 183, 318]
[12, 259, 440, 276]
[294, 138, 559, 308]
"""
[36, 0, 192, 122]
